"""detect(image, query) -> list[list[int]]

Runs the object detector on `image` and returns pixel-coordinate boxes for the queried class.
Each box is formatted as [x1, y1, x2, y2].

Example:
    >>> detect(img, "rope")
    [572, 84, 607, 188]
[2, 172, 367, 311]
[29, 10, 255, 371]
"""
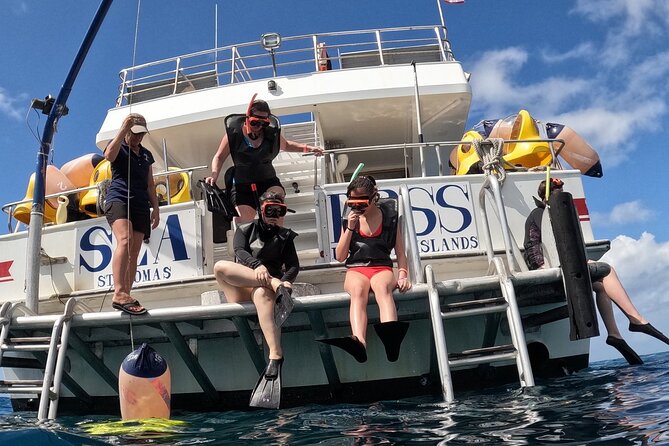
[472, 137, 506, 183]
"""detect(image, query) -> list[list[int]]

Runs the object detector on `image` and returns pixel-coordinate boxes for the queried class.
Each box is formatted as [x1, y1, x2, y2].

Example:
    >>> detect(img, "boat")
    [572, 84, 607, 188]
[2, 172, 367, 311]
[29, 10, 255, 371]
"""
[0, 5, 609, 419]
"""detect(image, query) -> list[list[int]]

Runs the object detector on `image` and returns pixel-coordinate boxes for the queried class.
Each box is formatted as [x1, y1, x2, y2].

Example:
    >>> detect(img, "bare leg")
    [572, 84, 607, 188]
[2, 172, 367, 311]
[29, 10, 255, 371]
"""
[110, 218, 132, 300]
[370, 270, 398, 323]
[235, 204, 257, 225]
[593, 283, 622, 338]
[252, 287, 282, 360]
[125, 230, 145, 293]
[600, 267, 647, 325]
[213, 260, 282, 293]
[344, 271, 371, 346]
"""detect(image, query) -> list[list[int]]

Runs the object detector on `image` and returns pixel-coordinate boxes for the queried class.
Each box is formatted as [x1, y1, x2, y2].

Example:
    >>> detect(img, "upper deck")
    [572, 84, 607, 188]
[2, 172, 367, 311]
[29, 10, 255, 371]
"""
[96, 26, 471, 173]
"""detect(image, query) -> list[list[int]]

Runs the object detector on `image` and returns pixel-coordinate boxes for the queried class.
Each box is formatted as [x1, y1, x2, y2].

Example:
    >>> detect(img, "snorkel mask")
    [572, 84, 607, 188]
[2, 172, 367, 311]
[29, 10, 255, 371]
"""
[346, 197, 370, 213]
[262, 201, 288, 218]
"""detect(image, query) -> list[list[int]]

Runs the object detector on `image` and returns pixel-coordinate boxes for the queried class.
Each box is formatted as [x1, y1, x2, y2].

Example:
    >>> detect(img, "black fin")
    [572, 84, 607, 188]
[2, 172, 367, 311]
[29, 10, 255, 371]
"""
[249, 358, 283, 409]
[374, 321, 409, 362]
[318, 336, 367, 363]
[629, 322, 669, 346]
[606, 336, 643, 366]
[274, 285, 294, 328]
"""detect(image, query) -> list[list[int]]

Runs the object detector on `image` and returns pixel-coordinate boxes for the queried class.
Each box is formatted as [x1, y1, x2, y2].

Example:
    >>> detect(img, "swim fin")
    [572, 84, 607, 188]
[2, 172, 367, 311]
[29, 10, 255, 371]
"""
[374, 321, 409, 362]
[629, 322, 669, 346]
[274, 285, 294, 328]
[249, 358, 283, 409]
[317, 336, 367, 363]
[606, 336, 643, 366]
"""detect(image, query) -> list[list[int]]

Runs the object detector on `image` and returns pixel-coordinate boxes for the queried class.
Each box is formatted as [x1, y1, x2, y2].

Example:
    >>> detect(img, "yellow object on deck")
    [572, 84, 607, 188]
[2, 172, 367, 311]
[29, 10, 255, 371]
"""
[154, 168, 191, 205]
[13, 165, 76, 224]
[79, 160, 112, 217]
[453, 130, 483, 175]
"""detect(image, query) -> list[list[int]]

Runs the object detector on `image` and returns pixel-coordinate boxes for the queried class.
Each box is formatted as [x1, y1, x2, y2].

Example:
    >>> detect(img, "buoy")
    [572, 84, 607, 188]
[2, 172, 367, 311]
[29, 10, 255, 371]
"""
[119, 343, 171, 420]
[60, 153, 105, 188]
[13, 165, 76, 224]
[546, 123, 602, 177]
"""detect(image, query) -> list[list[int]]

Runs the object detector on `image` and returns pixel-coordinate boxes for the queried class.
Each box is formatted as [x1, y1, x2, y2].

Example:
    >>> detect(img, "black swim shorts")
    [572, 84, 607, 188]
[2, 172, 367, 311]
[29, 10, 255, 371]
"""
[105, 201, 152, 240]
[231, 177, 284, 208]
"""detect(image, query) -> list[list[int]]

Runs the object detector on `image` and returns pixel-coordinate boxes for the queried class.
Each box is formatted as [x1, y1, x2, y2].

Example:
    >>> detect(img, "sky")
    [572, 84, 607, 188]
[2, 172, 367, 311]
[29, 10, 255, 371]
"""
[0, 0, 668, 363]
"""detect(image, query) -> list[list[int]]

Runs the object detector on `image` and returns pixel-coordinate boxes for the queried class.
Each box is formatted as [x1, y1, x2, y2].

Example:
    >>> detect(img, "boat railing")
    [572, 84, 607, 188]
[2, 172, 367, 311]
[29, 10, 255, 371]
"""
[321, 138, 566, 183]
[1, 165, 207, 233]
[115, 25, 455, 106]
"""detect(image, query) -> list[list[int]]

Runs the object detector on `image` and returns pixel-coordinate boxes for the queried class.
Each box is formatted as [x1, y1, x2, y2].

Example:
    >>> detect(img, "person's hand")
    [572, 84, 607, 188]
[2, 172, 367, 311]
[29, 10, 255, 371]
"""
[310, 146, 324, 157]
[347, 210, 361, 231]
[282, 281, 292, 289]
[397, 277, 411, 292]
[121, 115, 135, 134]
[255, 265, 271, 287]
[204, 175, 217, 186]
[150, 208, 160, 229]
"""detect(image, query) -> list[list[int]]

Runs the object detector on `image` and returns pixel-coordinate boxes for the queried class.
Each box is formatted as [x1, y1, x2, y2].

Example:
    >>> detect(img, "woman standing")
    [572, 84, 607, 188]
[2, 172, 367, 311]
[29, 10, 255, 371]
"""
[205, 95, 323, 223]
[104, 113, 159, 315]
[320, 176, 412, 363]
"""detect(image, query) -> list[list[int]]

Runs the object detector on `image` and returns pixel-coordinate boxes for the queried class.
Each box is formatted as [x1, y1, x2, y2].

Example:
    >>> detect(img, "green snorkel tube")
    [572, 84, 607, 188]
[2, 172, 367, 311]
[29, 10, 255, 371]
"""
[341, 163, 365, 219]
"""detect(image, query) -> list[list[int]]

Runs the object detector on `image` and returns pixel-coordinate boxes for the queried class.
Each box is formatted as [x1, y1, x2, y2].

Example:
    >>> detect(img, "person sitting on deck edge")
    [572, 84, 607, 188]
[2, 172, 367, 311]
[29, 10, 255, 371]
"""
[318, 175, 412, 363]
[212, 191, 298, 409]
[524, 178, 669, 365]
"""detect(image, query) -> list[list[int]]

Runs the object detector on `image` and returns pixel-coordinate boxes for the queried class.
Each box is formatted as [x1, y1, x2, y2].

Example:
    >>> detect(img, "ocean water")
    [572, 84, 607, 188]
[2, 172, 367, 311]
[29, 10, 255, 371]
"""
[1, 352, 669, 445]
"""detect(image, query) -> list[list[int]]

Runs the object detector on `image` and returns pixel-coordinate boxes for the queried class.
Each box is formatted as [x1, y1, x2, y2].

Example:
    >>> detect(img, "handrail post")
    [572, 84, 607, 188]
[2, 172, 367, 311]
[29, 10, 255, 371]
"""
[399, 185, 423, 283]
[117, 69, 128, 106]
[230, 46, 237, 84]
[312, 35, 320, 72]
[435, 144, 445, 176]
[375, 30, 385, 65]
[173, 57, 181, 94]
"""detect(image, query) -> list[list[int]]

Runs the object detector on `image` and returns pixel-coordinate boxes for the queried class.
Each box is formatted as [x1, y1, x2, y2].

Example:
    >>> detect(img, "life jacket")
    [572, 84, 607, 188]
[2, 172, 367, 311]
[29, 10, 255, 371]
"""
[224, 114, 281, 183]
[344, 199, 398, 268]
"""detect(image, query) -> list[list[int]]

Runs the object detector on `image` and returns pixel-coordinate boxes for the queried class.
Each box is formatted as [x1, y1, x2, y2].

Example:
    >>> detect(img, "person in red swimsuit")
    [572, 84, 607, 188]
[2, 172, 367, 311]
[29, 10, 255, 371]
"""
[318, 175, 411, 363]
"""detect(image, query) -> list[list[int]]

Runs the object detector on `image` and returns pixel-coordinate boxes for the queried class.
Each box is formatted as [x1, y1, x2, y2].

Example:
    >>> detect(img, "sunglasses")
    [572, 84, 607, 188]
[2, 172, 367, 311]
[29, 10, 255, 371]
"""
[262, 202, 288, 218]
[247, 116, 270, 128]
[346, 198, 370, 212]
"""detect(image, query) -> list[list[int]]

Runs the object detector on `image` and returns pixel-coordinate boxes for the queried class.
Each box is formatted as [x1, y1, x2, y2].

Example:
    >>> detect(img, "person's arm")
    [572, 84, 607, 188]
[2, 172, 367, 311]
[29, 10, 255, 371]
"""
[394, 226, 412, 292]
[147, 165, 160, 229]
[279, 135, 324, 156]
[205, 133, 231, 186]
[233, 225, 262, 269]
[280, 239, 300, 283]
[335, 212, 360, 262]
[104, 115, 134, 162]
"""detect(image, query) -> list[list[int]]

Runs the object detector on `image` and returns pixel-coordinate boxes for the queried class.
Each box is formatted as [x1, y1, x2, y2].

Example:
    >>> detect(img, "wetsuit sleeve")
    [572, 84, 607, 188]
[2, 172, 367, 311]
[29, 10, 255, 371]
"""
[280, 240, 299, 283]
[233, 226, 262, 269]
[524, 216, 544, 270]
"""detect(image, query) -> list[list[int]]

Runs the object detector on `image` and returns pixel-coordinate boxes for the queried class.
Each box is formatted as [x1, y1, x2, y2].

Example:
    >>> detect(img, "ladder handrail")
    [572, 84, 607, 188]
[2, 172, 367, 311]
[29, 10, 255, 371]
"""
[426, 265, 454, 402]
[399, 184, 423, 284]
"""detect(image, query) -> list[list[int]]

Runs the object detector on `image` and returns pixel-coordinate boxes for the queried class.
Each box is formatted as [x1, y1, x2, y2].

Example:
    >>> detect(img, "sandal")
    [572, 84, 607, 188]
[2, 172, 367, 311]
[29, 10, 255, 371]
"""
[112, 299, 147, 316]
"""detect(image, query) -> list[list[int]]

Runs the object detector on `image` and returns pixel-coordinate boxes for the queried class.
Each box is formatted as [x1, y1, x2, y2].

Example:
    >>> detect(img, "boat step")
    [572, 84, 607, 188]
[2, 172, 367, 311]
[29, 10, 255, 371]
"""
[0, 379, 44, 386]
[448, 344, 517, 368]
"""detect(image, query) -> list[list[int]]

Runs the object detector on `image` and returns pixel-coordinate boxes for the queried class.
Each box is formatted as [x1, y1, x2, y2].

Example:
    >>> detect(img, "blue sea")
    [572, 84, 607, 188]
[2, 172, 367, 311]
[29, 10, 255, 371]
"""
[2, 352, 669, 445]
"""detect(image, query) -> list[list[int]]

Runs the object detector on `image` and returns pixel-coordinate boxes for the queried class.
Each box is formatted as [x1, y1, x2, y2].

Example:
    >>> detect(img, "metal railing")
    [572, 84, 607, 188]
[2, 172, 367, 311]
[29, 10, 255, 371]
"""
[115, 25, 456, 106]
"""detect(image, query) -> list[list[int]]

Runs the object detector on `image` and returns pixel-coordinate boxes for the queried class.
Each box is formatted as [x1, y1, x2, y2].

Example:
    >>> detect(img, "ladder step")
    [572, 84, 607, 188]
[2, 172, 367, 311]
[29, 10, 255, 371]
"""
[2, 343, 59, 352]
[443, 297, 506, 310]
[8, 336, 52, 343]
[0, 386, 44, 394]
[441, 303, 508, 319]
[448, 344, 517, 367]
[0, 379, 44, 386]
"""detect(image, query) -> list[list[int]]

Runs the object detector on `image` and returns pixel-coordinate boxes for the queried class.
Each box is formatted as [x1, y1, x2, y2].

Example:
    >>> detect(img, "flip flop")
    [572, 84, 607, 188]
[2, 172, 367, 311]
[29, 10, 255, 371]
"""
[112, 299, 147, 316]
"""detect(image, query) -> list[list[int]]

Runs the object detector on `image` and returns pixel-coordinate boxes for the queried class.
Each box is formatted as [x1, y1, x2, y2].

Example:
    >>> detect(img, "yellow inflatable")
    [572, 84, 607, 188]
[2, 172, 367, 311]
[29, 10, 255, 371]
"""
[453, 130, 483, 175]
[154, 168, 191, 205]
[13, 165, 76, 224]
[79, 160, 112, 217]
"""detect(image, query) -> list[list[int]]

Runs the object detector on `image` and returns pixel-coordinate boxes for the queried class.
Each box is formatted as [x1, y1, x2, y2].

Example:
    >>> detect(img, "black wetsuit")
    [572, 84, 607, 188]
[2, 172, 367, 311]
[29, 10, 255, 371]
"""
[343, 199, 398, 268]
[234, 219, 299, 282]
[225, 115, 283, 208]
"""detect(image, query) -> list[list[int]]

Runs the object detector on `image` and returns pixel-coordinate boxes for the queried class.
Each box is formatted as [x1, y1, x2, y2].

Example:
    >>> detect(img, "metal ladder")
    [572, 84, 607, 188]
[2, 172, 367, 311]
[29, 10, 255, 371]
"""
[426, 259, 535, 403]
[0, 298, 82, 420]
[426, 141, 535, 402]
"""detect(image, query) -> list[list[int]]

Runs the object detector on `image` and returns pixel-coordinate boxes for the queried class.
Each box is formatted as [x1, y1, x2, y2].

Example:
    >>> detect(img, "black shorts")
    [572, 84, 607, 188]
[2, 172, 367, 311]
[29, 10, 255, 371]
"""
[105, 201, 151, 240]
[231, 177, 284, 208]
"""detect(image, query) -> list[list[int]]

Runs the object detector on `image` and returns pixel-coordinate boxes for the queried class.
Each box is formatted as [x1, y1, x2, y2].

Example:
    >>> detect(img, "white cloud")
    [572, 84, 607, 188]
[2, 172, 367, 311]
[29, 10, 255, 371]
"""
[11, 2, 28, 15]
[0, 87, 24, 120]
[541, 42, 596, 64]
[591, 201, 655, 226]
